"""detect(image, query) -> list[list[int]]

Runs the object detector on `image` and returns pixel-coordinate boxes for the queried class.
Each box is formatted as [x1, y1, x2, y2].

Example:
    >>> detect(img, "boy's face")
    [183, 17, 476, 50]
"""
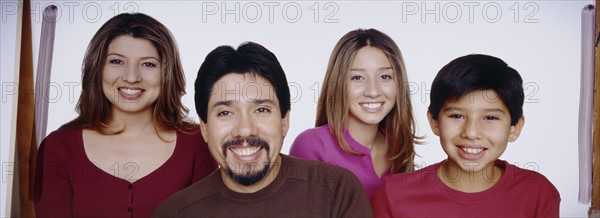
[427, 89, 524, 173]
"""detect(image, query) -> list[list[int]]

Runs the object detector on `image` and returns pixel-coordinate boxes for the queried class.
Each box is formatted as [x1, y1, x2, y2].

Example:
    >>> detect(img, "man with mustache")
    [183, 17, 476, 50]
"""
[153, 42, 372, 217]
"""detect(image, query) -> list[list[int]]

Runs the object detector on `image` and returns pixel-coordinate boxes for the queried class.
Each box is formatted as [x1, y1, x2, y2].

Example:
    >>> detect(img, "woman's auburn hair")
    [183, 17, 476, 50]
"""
[315, 28, 423, 174]
[62, 13, 195, 134]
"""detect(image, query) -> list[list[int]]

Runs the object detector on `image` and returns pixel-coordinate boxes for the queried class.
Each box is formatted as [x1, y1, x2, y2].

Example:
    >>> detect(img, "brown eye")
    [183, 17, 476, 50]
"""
[449, 114, 464, 119]
[256, 108, 271, 113]
[142, 62, 157, 67]
[217, 111, 232, 116]
[350, 75, 362, 80]
[109, 59, 123, 64]
[484, 116, 499, 120]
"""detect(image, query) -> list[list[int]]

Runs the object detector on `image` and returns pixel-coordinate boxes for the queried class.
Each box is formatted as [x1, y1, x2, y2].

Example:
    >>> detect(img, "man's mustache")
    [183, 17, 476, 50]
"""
[222, 136, 270, 155]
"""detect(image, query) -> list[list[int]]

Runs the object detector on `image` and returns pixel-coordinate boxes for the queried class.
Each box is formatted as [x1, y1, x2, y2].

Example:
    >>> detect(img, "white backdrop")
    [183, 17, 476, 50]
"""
[0, 1, 593, 216]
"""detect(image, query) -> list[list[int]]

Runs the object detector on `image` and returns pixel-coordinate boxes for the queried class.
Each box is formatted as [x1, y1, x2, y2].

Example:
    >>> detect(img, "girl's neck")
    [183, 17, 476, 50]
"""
[346, 118, 385, 150]
[345, 117, 390, 177]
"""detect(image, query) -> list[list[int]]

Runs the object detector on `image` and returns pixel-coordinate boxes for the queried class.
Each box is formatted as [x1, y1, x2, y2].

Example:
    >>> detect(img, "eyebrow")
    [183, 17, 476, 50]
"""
[212, 100, 233, 108]
[252, 99, 275, 105]
[211, 99, 275, 108]
[443, 106, 506, 113]
[106, 53, 160, 60]
[350, 67, 393, 72]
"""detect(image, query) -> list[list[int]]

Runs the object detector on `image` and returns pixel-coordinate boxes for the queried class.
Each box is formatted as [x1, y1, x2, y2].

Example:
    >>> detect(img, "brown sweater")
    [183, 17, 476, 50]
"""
[153, 155, 373, 217]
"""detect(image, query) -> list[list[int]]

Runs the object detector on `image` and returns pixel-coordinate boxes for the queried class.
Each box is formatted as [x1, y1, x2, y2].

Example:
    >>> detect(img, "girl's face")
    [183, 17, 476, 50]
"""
[102, 35, 162, 116]
[346, 46, 397, 128]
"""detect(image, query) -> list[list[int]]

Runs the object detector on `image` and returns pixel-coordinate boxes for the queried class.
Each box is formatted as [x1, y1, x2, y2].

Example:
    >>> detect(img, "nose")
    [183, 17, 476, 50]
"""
[232, 111, 258, 138]
[122, 64, 141, 83]
[363, 78, 382, 98]
[461, 118, 483, 140]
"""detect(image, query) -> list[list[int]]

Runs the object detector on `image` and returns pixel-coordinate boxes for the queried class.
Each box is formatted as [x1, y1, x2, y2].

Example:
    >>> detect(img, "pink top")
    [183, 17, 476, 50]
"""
[290, 124, 389, 198]
[34, 127, 218, 218]
[371, 160, 561, 217]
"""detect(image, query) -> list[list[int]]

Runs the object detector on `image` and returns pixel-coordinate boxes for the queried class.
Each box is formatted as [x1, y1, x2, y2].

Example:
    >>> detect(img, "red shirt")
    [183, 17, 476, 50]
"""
[35, 127, 218, 217]
[371, 160, 560, 217]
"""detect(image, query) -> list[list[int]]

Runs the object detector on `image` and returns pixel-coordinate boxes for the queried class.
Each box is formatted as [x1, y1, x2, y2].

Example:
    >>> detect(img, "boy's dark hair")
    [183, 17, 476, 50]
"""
[194, 42, 291, 123]
[428, 54, 524, 125]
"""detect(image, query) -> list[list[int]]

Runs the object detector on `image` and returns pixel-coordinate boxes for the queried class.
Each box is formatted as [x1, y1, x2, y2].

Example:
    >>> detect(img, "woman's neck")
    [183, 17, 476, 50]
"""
[106, 107, 157, 136]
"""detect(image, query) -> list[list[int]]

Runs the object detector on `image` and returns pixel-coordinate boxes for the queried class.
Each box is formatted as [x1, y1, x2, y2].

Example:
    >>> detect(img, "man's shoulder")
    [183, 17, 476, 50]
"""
[153, 171, 220, 217]
[283, 155, 362, 186]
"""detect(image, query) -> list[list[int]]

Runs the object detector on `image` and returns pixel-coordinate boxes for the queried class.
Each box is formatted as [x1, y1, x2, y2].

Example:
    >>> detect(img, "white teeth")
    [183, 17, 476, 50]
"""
[231, 147, 261, 156]
[461, 147, 484, 154]
[360, 103, 382, 109]
[120, 88, 142, 95]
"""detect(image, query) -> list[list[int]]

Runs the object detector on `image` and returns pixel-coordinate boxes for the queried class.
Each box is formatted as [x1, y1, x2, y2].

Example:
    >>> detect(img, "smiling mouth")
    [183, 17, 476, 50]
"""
[118, 87, 144, 98]
[222, 136, 270, 161]
[460, 146, 485, 154]
[230, 146, 262, 156]
[360, 102, 383, 109]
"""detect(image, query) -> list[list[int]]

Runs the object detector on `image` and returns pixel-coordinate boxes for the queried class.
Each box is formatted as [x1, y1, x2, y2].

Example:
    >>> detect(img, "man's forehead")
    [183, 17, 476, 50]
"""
[208, 73, 278, 104]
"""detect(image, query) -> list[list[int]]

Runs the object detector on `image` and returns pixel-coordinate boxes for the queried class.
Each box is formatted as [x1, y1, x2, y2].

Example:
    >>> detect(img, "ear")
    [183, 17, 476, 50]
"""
[199, 120, 208, 143]
[427, 111, 441, 136]
[282, 111, 290, 138]
[508, 116, 525, 142]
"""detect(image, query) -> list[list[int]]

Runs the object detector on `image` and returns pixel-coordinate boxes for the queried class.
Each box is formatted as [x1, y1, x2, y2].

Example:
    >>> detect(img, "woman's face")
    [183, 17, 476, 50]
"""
[346, 46, 397, 128]
[102, 35, 162, 116]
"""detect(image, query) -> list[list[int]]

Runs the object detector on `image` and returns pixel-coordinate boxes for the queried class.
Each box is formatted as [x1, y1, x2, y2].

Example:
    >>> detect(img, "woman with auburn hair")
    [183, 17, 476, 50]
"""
[290, 28, 422, 198]
[34, 13, 217, 217]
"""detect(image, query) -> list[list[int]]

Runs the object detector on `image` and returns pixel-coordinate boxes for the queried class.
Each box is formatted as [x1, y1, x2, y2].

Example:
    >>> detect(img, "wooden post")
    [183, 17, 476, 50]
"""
[13, 0, 37, 217]
[591, 0, 600, 216]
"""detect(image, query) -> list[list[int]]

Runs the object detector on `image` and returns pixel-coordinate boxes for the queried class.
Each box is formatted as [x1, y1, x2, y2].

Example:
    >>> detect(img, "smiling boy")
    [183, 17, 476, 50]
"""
[371, 54, 560, 217]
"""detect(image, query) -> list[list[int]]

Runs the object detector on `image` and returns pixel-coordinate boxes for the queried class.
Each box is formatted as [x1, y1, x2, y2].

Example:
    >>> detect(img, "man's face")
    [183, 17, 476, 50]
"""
[200, 73, 289, 189]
